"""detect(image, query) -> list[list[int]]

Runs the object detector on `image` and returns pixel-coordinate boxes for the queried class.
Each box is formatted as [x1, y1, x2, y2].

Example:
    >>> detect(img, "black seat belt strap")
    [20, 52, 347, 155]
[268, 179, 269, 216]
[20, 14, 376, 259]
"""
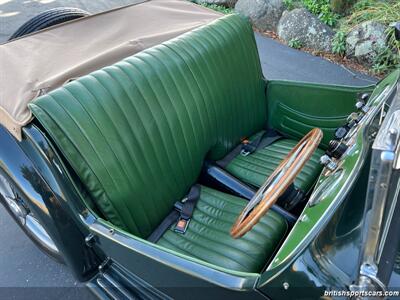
[241, 129, 282, 156]
[147, 185, 201, 243]
[255, 129, 283, 151]
[174, 184, 201, 234]
[215, 143, 243, 168]
[147, 210, 179, 243]
[217, 129, 283, 168]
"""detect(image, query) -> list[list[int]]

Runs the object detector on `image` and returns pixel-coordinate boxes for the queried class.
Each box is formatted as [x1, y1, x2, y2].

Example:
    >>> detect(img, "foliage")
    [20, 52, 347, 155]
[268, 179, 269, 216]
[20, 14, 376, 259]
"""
[330, 0, 357, 14]
[344, 0, 400, 28]
[332, 30, 346, 56]
[199, 3, 233, 14]
[318, 5, 339, 26]
[199, 0, 399, 76]
[283, 0, 295, 10]
[301, 0, 339, 27]
[302, 0, 324, 15]
[288, 38, 303, 49]
[371, 33, 400, 75]
[341, 0, 400, 75]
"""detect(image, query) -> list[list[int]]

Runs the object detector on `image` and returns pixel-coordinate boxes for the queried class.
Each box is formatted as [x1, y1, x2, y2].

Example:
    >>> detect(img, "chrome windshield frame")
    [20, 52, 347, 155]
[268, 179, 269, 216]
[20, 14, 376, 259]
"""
[354, 82, 400, 293]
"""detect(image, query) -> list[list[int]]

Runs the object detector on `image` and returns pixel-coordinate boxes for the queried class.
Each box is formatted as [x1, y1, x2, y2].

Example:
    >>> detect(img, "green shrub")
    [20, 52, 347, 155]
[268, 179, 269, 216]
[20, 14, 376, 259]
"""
[301, 0, 339, 27]
[302, 0, 322, 15]
[352, 0, 375, 11]
[288, 38, 303, 49]
[341, 0, 400, 75]
[319, 5, 338, 26]
[345, 0, 400, 27]
[372, 45, 400, 75]
[283, 0, 295, 10]
[332, 31, 346, 55]
[371, 26, 400, 75]
[330, 0, 356, 14]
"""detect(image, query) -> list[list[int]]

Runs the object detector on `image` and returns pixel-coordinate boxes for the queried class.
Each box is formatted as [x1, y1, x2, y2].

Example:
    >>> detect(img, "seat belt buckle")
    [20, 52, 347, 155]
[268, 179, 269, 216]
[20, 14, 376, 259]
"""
[240, 149, 251, 156]
[174, 217, 190, 234]
[240, 139, 251, 156]
[174, 201, 183, 211]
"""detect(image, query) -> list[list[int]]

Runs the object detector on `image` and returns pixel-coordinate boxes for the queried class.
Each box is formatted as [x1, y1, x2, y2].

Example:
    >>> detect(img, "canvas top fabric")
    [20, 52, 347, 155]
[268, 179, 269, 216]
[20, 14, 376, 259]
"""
[0, 0, 221, 139]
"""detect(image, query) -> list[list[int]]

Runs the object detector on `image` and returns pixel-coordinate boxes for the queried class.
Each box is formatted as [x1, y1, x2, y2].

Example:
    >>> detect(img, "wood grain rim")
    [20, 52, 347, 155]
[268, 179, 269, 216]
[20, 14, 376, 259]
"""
[230, 128, 323, 238]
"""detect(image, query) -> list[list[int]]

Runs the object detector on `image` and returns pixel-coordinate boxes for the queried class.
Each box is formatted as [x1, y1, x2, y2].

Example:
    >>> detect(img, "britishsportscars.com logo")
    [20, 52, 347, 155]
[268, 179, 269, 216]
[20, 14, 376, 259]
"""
[324, 290, 399, 297]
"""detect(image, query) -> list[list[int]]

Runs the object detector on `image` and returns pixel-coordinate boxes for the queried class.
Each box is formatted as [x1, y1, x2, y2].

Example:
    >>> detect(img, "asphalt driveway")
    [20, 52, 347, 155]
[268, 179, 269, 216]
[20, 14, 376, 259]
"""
[0, 1, 378, 299]
[0, 0, 137, 42]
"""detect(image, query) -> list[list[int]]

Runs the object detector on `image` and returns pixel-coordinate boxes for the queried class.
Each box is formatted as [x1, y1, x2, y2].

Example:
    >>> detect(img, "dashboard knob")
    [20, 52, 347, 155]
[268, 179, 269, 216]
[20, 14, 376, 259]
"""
[347, 112, 360, 123]
[328, 140, 348, 159]
[355, 101, 365, 110]
[356, 93, 370, 113]
[334, 126, 349, 140]
[320, 154, 338, 171]
[360, 93, 370, 102]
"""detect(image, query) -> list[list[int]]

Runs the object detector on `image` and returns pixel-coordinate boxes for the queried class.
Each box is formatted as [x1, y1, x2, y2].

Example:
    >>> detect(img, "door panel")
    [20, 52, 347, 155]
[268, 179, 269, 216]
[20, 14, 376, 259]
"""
[266, 81, 375, 147]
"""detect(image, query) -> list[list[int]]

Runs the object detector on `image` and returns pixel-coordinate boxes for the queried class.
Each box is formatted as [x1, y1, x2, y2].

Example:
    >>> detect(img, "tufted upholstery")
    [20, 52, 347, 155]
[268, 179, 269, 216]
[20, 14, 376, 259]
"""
[225, 138, 324, 192]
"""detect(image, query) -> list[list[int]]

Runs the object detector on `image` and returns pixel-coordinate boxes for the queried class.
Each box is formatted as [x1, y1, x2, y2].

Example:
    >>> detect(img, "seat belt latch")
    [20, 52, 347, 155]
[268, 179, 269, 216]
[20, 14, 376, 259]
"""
[174, 217, 190, 234]
[173, 200, 190, 234]
[241, 139, 257, 156]
[173, 185, 201, 234]
[240, 139, 251, 156]
[240, 149, 251, 156]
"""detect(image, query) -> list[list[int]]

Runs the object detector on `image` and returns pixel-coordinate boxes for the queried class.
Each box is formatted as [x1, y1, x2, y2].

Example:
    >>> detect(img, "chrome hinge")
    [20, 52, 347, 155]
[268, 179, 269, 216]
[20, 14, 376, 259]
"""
[85, 233, 97, 247]
[350, 263, 386, 298]
[98, 257, 111, 274]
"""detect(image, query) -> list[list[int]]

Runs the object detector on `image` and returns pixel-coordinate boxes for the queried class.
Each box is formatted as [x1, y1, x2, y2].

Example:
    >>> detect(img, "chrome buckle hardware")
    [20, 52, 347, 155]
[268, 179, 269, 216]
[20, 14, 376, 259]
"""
[174, 218, 190, 234]
[240, 149, 251, 156]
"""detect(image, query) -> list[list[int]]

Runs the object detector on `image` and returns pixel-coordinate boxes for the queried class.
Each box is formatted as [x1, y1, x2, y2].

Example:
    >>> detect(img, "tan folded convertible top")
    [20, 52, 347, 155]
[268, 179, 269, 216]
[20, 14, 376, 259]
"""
[0, 0, 222, 140]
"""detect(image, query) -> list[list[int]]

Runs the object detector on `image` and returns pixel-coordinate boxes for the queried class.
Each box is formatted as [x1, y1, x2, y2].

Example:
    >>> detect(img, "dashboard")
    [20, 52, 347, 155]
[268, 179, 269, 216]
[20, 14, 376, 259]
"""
[267, 75, 399, 274]
[308, 84, 394, 206]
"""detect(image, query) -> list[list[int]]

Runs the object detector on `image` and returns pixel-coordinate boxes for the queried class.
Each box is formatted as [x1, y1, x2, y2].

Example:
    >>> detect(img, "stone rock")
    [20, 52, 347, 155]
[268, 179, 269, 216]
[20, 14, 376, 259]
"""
[346, 21, 387, 66]
[277, 8, 335, 52]
[235, 0, 285, 31]
[195, 0, 238, 7]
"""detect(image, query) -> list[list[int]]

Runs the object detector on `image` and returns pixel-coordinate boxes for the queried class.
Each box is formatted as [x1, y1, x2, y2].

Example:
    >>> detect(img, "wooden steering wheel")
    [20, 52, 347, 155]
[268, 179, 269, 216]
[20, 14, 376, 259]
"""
[230, 128, 323, 239]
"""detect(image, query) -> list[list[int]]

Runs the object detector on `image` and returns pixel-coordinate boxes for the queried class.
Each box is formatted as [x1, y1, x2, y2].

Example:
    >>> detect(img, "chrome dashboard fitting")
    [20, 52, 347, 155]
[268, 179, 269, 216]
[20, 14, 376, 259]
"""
[347, 112, 360, 123]
[355, 100, 365, 110]
[320, 154, 338, 171]
[328, 140, 349, 159]
[356, 100, 370, 114]
[356, 92, 371, 114]
[334, 126, 350, 140]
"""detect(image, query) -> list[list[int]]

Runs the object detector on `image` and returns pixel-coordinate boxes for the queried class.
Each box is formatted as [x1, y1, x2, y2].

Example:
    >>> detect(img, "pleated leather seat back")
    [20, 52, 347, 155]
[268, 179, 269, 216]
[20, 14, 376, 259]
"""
[29, 14, 267, 238]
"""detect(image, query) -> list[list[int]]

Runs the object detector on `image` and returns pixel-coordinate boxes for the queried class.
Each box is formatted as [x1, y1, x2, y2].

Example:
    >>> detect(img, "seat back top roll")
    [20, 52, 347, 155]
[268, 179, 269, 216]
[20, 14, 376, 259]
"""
[29, 14, 267, 238]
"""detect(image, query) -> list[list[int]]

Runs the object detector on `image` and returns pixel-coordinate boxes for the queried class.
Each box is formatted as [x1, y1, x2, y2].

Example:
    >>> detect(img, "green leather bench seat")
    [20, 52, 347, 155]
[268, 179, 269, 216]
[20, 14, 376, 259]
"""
[29, 14, 289, 273]
[158, 186, 287, 273]
[225, 137, 324, 192]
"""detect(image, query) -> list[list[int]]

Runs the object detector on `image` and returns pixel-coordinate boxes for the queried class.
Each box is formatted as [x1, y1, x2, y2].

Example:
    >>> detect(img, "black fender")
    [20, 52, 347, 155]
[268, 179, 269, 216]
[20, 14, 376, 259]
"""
[0, 124, 101, 281]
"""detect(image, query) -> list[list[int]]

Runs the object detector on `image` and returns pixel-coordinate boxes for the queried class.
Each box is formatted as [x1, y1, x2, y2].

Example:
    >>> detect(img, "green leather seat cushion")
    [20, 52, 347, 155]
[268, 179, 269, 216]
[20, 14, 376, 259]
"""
[225, 135, 324, 192]
[158, 186, 287, 273]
